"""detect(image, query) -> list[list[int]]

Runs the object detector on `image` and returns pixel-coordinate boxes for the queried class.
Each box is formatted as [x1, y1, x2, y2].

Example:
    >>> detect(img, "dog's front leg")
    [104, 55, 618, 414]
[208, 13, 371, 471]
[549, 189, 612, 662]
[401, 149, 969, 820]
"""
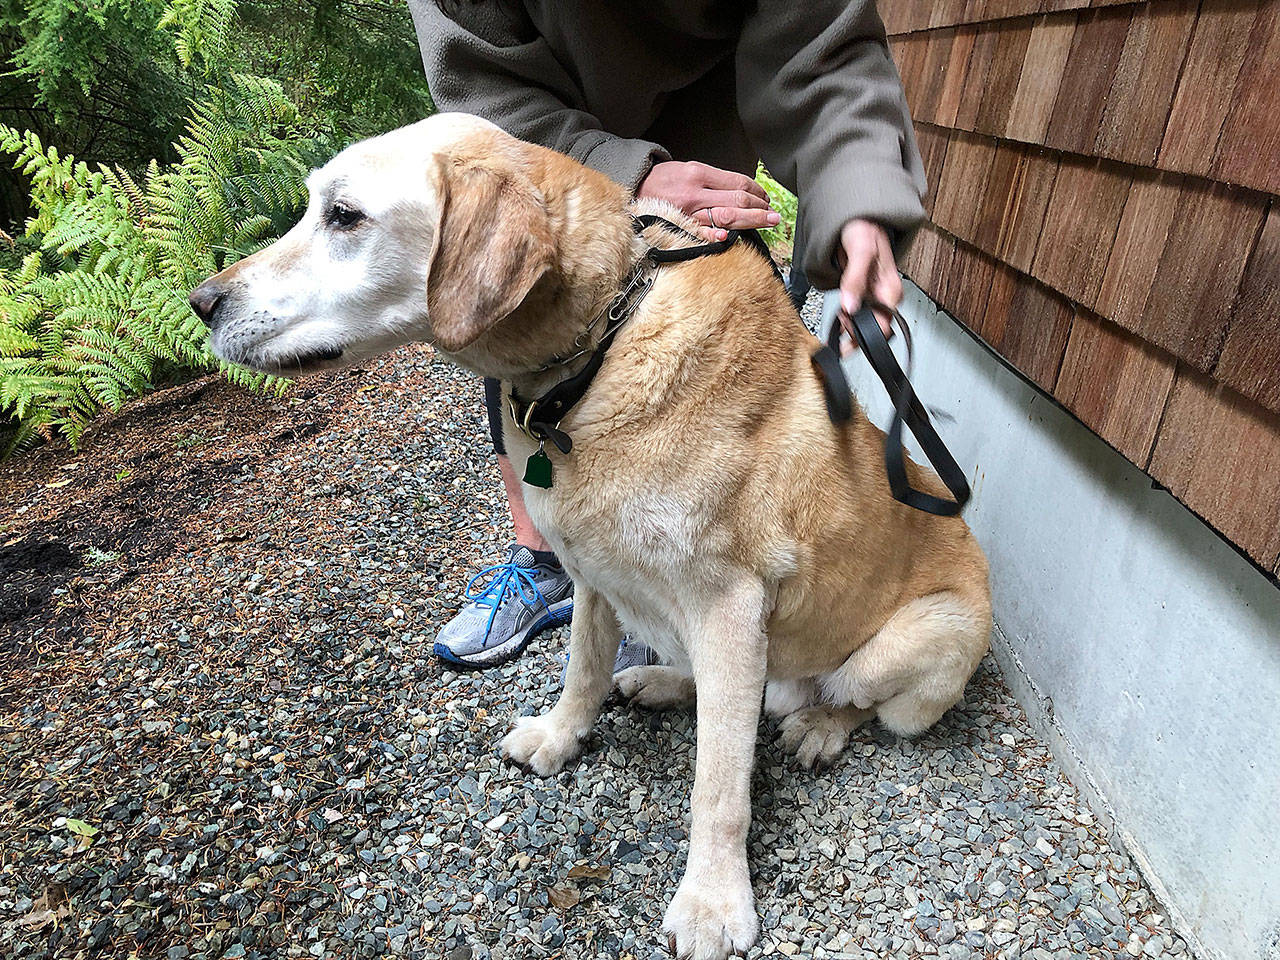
[501, 584, 620, 776]
[663, 579, 769, 960]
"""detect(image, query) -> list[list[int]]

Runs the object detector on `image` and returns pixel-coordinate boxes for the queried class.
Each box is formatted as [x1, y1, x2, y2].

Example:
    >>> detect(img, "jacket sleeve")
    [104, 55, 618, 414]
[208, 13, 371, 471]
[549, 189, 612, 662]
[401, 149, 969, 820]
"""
[736, 0, 926, 290]
[407, 0, 670, 193]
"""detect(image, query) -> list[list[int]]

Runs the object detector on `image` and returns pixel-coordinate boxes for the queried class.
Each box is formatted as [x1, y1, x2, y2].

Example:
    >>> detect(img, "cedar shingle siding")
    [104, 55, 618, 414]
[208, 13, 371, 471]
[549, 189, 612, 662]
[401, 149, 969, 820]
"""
[889, 0, 1280, 573]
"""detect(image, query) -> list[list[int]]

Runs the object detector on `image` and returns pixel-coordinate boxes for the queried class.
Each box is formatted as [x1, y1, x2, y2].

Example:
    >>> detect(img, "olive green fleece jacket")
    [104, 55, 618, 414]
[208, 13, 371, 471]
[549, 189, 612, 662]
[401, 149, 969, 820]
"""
[407, 0, 925, 290]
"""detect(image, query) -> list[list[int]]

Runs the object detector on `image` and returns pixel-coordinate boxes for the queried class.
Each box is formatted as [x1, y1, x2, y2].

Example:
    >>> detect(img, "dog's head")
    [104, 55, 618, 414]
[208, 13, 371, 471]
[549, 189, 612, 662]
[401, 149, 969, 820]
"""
[191, 113, 627, 378]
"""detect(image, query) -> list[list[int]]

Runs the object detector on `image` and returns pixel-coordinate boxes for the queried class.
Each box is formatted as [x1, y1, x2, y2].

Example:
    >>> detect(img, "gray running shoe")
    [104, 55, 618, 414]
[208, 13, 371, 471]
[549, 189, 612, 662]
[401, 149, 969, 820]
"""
[561, 634, 659, 686]
[613, 634, 659, 672]
[434, 545, 573, 669]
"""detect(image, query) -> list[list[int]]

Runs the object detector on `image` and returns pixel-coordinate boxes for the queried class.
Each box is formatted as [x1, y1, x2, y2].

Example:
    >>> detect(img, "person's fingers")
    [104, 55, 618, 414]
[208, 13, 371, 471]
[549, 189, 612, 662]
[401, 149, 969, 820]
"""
[690, 206, 780, 231]
[870, 234, 901, 338]
[871, 233, 903, 309]
[837, 307, 892, 354]
[693, 223, 729, 243]
[871, 306, 893, 339]
[692, 162, 771, 201]
[697, 188, 772, 212]
[681, 187, 771, 220]
[839, 242, 874, 317]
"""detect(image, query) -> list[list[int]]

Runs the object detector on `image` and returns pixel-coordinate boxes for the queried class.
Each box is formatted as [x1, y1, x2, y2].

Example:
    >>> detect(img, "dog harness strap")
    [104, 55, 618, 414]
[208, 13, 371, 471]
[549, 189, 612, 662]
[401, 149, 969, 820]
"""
[810, 343, 853, 423]
[632, 214, 742, 263]
[824, 306, 971, 517]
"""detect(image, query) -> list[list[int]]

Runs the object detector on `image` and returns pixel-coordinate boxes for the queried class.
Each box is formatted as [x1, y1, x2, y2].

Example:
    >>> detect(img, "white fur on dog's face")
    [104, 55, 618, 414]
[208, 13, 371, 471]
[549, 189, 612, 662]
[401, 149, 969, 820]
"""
[199, 113, 500, 374]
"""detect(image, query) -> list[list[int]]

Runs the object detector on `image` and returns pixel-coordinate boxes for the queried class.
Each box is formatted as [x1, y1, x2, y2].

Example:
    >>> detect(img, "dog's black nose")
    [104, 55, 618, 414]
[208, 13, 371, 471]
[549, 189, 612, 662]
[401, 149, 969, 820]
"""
[189, 281, 227, 329]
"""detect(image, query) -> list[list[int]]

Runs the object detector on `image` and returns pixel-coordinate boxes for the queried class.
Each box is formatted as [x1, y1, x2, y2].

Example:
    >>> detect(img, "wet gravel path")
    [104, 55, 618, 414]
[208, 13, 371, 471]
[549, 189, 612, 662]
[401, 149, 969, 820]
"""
[2, 297, 1191, 959]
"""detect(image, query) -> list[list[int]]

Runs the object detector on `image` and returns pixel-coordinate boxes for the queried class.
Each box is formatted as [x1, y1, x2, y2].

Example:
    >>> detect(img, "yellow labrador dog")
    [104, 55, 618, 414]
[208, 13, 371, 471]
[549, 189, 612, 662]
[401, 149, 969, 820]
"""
[193, 113, 991, 960]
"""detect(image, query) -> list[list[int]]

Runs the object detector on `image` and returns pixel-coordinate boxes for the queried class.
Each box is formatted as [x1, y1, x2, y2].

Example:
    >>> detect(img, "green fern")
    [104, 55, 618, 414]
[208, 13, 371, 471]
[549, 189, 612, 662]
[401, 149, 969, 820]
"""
[0, 50, 325, 455]
[755, 163, 799, 257]
[159, 0, 238, 73]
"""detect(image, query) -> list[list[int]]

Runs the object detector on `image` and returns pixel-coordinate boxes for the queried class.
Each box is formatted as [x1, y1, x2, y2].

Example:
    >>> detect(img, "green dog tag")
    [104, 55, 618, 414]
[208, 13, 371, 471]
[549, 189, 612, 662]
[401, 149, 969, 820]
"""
[523, 448, 553, 488]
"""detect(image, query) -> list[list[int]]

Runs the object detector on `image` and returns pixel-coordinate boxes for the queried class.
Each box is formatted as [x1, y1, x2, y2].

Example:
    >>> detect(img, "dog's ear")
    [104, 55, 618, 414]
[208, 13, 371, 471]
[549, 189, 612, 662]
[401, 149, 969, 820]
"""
[425, 158, 556, 353]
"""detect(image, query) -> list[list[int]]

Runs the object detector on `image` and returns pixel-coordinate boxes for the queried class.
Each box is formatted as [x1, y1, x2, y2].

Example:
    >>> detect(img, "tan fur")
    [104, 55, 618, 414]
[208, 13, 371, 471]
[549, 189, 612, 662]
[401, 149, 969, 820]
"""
[424, 156, 558, 352]
[197, 115, 992, 960]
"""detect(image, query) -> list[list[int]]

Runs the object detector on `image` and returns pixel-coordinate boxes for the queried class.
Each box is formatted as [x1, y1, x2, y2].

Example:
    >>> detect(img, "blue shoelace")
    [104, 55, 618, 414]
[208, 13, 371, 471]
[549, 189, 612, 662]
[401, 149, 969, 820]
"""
[464, 560, 551, 643]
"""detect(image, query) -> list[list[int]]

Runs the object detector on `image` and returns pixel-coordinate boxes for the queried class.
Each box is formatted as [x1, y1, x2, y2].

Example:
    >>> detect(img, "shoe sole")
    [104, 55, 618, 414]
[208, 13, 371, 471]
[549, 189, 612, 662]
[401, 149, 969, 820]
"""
[433, 597, 574, 670]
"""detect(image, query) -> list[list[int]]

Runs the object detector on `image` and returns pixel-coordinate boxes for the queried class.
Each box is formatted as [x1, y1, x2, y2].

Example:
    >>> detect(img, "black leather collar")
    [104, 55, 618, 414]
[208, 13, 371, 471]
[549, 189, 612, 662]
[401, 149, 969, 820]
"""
[507, 258, 655, 459]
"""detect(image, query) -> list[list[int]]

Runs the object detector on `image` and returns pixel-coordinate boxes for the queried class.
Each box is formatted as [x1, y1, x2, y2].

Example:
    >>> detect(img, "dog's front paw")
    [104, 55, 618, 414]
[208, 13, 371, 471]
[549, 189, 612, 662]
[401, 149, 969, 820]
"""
[662, 872, 757, 960]
[500, 713, 582, 776]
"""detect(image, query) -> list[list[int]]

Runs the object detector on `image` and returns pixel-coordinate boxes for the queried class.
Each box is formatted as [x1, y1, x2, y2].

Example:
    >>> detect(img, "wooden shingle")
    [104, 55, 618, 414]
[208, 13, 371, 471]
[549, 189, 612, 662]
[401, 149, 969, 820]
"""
[1054, 310, 1176, 465]
[902, 223, 956, 304]
[1214, 205, 1280, 415]
[1212, 3, 1280, 195]
[955, 23, 1001, 130]
[935, 25, 979, 127]
[1139, 181, 1267, 371]
[913, 28, 959, 124]
[1149, 369, 1280, 567]
[974, 142, 1026, 255]
[942, 241, 999, 327]
[914, 123, 952, 218]
[890, 34, 929, 116]
[1096, 169, 1184, 331]
[1044, 7, 1131, 154]
[1031, 155, 1130, 309]
[981, 263, 1075, 389]
[881, 5, 919, 36]
[1005, 12, 1077, 144]
[931, 131, 997, 241]
[974, 19, 1035, 137]
[930, 0, 970, 29]
[1159, 0, 1260, 177]
[995, 146, 1058, 273]
[1094, 0, 1198, 166]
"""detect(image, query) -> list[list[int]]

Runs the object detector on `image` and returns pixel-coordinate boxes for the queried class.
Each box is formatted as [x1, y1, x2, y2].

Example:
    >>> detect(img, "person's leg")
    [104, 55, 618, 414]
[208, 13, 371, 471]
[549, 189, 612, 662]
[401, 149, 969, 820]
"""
[433, 379, 572, 668]
[484, 376, 553, 551]
[436, 379, 658, 671]
[497, 454, 552, 552]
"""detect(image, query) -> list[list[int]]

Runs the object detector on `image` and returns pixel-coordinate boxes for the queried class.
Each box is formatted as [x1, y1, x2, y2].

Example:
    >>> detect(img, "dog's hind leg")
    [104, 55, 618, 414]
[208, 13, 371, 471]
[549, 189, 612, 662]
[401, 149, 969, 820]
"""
[763, 677, 817, 718]
[502, 585, 621, 775]
[777, 703, 873, 768]
[819, 590, 991, 738]
[615, 665, 695, 709]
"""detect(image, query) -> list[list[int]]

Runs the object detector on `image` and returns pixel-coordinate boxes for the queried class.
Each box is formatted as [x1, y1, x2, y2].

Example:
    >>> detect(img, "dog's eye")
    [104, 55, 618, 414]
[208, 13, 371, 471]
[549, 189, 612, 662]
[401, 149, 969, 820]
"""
[326, 202, 364, 229]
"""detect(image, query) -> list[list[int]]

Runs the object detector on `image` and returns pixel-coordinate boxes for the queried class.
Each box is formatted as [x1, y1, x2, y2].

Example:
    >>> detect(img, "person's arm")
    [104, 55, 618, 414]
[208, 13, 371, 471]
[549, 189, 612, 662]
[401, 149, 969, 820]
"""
[736, 0, 925, 310]
[407, 0, 668, 193]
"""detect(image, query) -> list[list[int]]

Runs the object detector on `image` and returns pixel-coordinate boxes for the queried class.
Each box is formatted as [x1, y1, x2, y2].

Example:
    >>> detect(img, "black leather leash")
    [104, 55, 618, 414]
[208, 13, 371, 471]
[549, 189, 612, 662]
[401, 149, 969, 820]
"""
[811, 306, 971, 516]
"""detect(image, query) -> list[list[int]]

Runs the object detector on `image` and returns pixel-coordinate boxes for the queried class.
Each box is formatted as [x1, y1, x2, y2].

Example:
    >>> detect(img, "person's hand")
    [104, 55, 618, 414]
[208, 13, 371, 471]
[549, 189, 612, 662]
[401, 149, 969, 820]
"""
[637, 161, 780, 241]
[838, 218, 900, 341]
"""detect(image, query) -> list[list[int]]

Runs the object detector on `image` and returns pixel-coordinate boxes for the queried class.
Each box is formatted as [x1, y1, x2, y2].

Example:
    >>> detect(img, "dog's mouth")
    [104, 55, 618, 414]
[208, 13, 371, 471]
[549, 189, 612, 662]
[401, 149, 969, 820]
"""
[274, 344, 345, 375]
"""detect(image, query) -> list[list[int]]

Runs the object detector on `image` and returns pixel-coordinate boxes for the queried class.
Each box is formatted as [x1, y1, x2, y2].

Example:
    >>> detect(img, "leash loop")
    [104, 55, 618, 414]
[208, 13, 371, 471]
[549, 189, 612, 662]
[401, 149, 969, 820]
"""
[817, 304, 971, 517]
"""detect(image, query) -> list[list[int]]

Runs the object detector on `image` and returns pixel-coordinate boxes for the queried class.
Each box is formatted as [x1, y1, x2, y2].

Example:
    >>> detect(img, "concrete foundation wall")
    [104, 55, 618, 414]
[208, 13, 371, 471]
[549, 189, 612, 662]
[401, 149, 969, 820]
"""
[823, 286, 1280, 960]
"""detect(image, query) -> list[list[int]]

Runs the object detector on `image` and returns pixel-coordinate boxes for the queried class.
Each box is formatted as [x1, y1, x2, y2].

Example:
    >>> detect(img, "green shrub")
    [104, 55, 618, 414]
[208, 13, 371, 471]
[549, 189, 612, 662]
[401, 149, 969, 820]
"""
[0, 11, 329, 455]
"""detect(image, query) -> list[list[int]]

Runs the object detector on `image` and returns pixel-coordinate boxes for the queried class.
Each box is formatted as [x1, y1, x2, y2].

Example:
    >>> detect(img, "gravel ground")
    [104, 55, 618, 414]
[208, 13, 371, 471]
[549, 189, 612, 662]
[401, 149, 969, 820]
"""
[2, 293, 1191, 959]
